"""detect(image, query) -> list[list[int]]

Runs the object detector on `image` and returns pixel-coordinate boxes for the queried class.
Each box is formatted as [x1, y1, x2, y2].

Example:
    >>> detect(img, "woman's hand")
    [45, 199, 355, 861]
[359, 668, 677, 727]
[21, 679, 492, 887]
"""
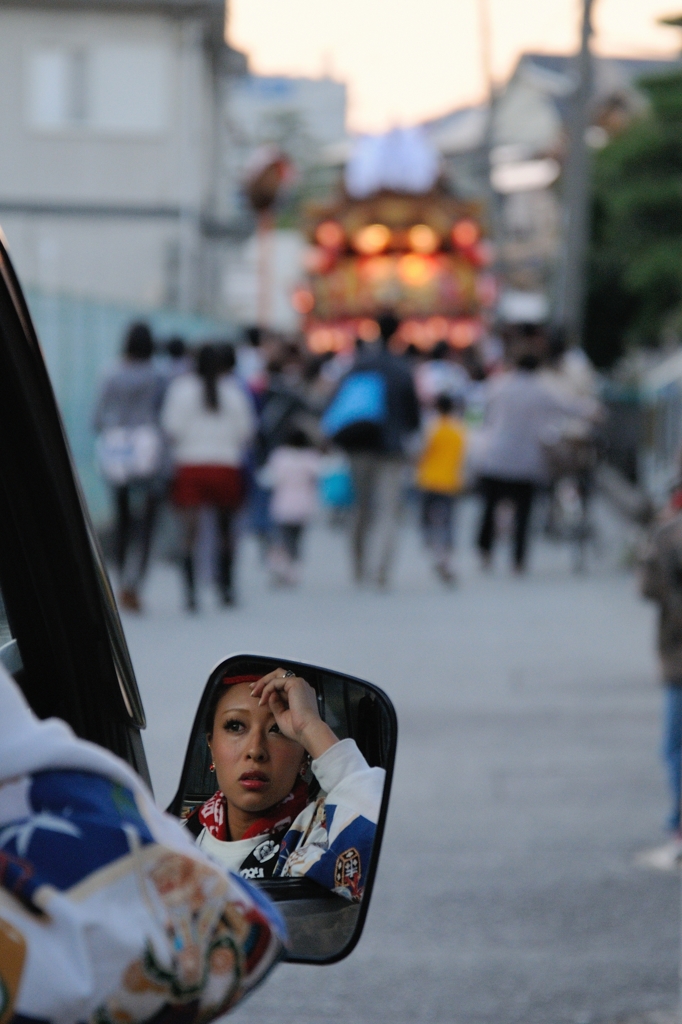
[250, 669, 338, 760]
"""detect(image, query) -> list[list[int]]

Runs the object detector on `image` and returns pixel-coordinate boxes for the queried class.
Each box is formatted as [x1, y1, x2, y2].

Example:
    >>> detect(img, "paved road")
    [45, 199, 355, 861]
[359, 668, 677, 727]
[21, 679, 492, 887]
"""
[121, 500, 678, 1024]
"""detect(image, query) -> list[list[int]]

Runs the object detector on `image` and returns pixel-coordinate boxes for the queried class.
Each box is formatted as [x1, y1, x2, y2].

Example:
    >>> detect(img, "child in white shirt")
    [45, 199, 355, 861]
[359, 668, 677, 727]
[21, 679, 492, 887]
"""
[262, 428, 322, 585]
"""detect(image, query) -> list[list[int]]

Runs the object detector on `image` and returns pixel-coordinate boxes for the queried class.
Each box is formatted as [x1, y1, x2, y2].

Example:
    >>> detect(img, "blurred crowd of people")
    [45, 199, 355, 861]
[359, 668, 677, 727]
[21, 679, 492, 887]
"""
[92, 315, 602, 613]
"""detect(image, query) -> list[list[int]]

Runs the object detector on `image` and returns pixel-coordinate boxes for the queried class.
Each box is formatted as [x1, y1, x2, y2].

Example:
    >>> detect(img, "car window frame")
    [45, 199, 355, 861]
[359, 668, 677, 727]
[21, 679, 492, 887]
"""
[0, 232, 150, 784]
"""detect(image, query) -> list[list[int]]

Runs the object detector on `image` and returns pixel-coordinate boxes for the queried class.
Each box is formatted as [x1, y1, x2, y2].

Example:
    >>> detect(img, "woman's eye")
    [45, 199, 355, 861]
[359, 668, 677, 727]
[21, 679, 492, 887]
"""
[269, 723, 281, 734]
[223, 720, 244, 733]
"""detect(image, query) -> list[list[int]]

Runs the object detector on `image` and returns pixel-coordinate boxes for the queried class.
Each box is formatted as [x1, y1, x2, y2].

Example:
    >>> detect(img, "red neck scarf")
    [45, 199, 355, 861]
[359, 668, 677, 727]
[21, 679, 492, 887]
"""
[198, 776, 310, 842]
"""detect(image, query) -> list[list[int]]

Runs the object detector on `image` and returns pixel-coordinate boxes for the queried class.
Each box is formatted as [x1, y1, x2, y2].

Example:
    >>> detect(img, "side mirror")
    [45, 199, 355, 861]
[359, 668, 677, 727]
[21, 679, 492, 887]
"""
[168, 654, 397, 964]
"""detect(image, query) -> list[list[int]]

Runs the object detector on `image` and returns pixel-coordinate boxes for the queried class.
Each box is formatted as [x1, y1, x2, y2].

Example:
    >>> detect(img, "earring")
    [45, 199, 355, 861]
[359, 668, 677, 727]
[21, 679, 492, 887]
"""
[299, 754, 312, 779]
[209, 762, 215, 772]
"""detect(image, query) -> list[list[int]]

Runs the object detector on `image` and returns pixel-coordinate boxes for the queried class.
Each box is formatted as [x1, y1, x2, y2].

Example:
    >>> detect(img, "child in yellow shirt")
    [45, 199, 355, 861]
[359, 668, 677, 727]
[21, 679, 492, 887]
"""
[416, 393, 467, 584]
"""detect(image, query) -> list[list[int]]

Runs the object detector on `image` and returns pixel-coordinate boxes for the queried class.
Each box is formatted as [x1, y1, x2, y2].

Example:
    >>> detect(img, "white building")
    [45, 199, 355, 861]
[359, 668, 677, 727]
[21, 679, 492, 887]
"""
[0, 0, 246, 314]
[0, 0, 347, 328]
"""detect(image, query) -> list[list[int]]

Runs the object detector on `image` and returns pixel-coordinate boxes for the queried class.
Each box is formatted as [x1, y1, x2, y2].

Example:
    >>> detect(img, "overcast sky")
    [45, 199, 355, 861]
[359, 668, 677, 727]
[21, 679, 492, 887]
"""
[229, 0, 682, 131]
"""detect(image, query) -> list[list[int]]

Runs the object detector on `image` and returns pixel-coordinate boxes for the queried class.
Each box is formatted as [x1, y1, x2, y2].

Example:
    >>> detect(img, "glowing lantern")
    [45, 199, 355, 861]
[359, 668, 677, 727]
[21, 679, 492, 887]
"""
[452, 219, 480, 249]
[357, 318, 380, 342]
[308, 327, 335, 353]
[449, 319, 478, 348]
[291, 288, 315, 315]
[361, 256, 393, 283]
[353, 223, 392, 256]
[315, 220, 345, 249]
[426, 316, 449, 342]
[303, 246, 334, 274]
[398, 254, 434, 288]
[408, 224, 439, 255]
[399, 320, 422, 346]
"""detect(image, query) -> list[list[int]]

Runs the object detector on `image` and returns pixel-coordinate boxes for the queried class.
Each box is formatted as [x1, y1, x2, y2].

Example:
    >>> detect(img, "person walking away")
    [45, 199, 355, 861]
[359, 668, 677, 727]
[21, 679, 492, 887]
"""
[415, 340, 470, 409]
[237, 324, 267, 397]
[162, 343, 254, 611]
[475, 352, 597, 573]
[540, 326, 599, 403]
[249, 352, 312, 557]
[416, 393, 467, 584]
[93, 322, 165, 613]
[323, 314, 421, 588]
[261, 428, 322, 586]
[639, 489, 682, 862]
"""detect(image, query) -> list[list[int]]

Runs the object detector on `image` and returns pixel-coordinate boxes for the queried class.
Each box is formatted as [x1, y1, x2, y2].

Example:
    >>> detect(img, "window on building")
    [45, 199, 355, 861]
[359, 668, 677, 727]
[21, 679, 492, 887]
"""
[27, 49, 84, 129]
[26, 43, 170, 135]
[89, 44, 169, 133]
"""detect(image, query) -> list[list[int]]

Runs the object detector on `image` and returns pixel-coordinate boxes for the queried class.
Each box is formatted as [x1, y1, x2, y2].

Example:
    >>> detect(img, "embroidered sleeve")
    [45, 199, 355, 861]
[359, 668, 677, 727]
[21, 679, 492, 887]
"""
[0, 769, 286, 1023]
[273, 739, 385, 902]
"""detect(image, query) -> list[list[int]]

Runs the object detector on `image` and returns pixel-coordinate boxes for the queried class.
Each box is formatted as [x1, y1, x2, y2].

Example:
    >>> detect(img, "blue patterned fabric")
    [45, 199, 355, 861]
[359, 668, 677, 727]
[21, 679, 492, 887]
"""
[0, 770, 154, 899]
[275, 808, 376, 897]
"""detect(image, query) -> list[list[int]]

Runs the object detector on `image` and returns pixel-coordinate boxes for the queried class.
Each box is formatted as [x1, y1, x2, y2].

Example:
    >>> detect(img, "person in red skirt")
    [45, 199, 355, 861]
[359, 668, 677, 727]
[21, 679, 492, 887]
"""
[162, 343, 255, 610]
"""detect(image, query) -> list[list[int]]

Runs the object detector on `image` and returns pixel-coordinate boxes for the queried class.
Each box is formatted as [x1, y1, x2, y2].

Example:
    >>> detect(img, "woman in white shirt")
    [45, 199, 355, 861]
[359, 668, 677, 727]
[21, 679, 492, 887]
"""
[162, 344, 254, 610]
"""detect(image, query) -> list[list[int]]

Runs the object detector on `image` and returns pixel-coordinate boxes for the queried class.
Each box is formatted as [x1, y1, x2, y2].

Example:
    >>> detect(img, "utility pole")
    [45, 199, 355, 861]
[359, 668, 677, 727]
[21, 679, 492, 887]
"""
[554, 0, 595, 345]
[478, 0, 500, 255]
[478, 0, 493, 110]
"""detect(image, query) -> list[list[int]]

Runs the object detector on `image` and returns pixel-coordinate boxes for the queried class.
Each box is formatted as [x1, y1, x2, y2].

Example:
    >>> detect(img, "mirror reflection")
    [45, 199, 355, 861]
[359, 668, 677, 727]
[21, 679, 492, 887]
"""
[169, 656, 395, 961]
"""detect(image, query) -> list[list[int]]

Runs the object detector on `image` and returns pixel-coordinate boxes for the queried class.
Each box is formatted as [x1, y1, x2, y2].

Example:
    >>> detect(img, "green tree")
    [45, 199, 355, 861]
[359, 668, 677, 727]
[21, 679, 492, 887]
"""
[584, 70, 682, 367]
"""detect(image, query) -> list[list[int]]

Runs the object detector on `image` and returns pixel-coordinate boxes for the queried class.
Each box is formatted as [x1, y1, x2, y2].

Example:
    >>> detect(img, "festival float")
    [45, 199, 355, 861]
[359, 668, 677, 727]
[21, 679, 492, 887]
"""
[292, 128, 496, 353]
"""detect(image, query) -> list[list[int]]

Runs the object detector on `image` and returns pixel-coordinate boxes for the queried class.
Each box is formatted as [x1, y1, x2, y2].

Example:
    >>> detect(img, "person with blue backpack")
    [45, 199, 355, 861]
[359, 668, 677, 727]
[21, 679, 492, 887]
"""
[322, 313, 420, 587]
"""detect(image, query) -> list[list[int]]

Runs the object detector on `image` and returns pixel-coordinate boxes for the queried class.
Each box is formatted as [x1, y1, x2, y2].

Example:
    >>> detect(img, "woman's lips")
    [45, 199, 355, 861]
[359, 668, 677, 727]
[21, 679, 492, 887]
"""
[239, 772, 269, 791]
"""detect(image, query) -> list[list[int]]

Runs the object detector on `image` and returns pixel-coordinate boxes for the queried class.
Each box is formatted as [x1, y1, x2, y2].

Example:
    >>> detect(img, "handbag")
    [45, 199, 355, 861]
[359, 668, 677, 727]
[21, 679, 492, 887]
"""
[319, 456, 355, 508]
[96, 425, 162, 485]
[321, 371, 387, 451]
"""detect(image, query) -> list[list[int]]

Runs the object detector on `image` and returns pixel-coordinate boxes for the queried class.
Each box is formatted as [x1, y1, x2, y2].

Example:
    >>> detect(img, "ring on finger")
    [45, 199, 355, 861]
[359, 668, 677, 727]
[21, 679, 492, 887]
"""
[283, 669, 296, 678]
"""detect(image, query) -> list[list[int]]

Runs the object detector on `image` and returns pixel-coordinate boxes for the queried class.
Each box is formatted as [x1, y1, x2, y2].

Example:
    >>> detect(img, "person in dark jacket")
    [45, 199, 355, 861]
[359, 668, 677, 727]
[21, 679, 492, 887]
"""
[344, 314, 420, 587]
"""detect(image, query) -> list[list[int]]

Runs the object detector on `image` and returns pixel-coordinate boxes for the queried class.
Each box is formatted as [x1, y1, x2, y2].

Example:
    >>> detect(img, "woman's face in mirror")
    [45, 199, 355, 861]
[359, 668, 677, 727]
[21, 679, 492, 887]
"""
[208, 682, 305, 820]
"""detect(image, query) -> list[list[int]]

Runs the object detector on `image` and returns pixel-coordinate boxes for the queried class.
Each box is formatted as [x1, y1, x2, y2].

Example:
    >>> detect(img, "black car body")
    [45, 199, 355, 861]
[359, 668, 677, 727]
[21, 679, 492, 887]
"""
[0, 234, 150, 782]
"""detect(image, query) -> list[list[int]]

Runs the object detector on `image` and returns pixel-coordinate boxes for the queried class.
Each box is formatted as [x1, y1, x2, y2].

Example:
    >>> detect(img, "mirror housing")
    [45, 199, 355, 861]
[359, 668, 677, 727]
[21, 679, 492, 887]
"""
[168, 654, 397, 964]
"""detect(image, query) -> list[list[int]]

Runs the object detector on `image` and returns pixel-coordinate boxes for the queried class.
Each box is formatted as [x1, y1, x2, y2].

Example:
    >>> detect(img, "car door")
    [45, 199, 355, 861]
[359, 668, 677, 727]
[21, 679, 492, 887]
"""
[0, 232, 151, 787]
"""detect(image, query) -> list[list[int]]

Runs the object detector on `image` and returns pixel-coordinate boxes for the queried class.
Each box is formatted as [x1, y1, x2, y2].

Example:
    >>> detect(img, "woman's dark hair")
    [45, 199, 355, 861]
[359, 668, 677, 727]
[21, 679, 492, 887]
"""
[245, 325, 261, 348]
[377, 312, 400, 346]
[217, 343, 236, 374]
[205, 682, 228, 737]
[516, 353, 540, 372]
[124, 322, 153, 361]
[302, 354, 326, 383]
[547, 325, 567, 361]
[167, 336, 186, 360]
[196, 344, 220, 411]
[285, 427, 311, 448]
